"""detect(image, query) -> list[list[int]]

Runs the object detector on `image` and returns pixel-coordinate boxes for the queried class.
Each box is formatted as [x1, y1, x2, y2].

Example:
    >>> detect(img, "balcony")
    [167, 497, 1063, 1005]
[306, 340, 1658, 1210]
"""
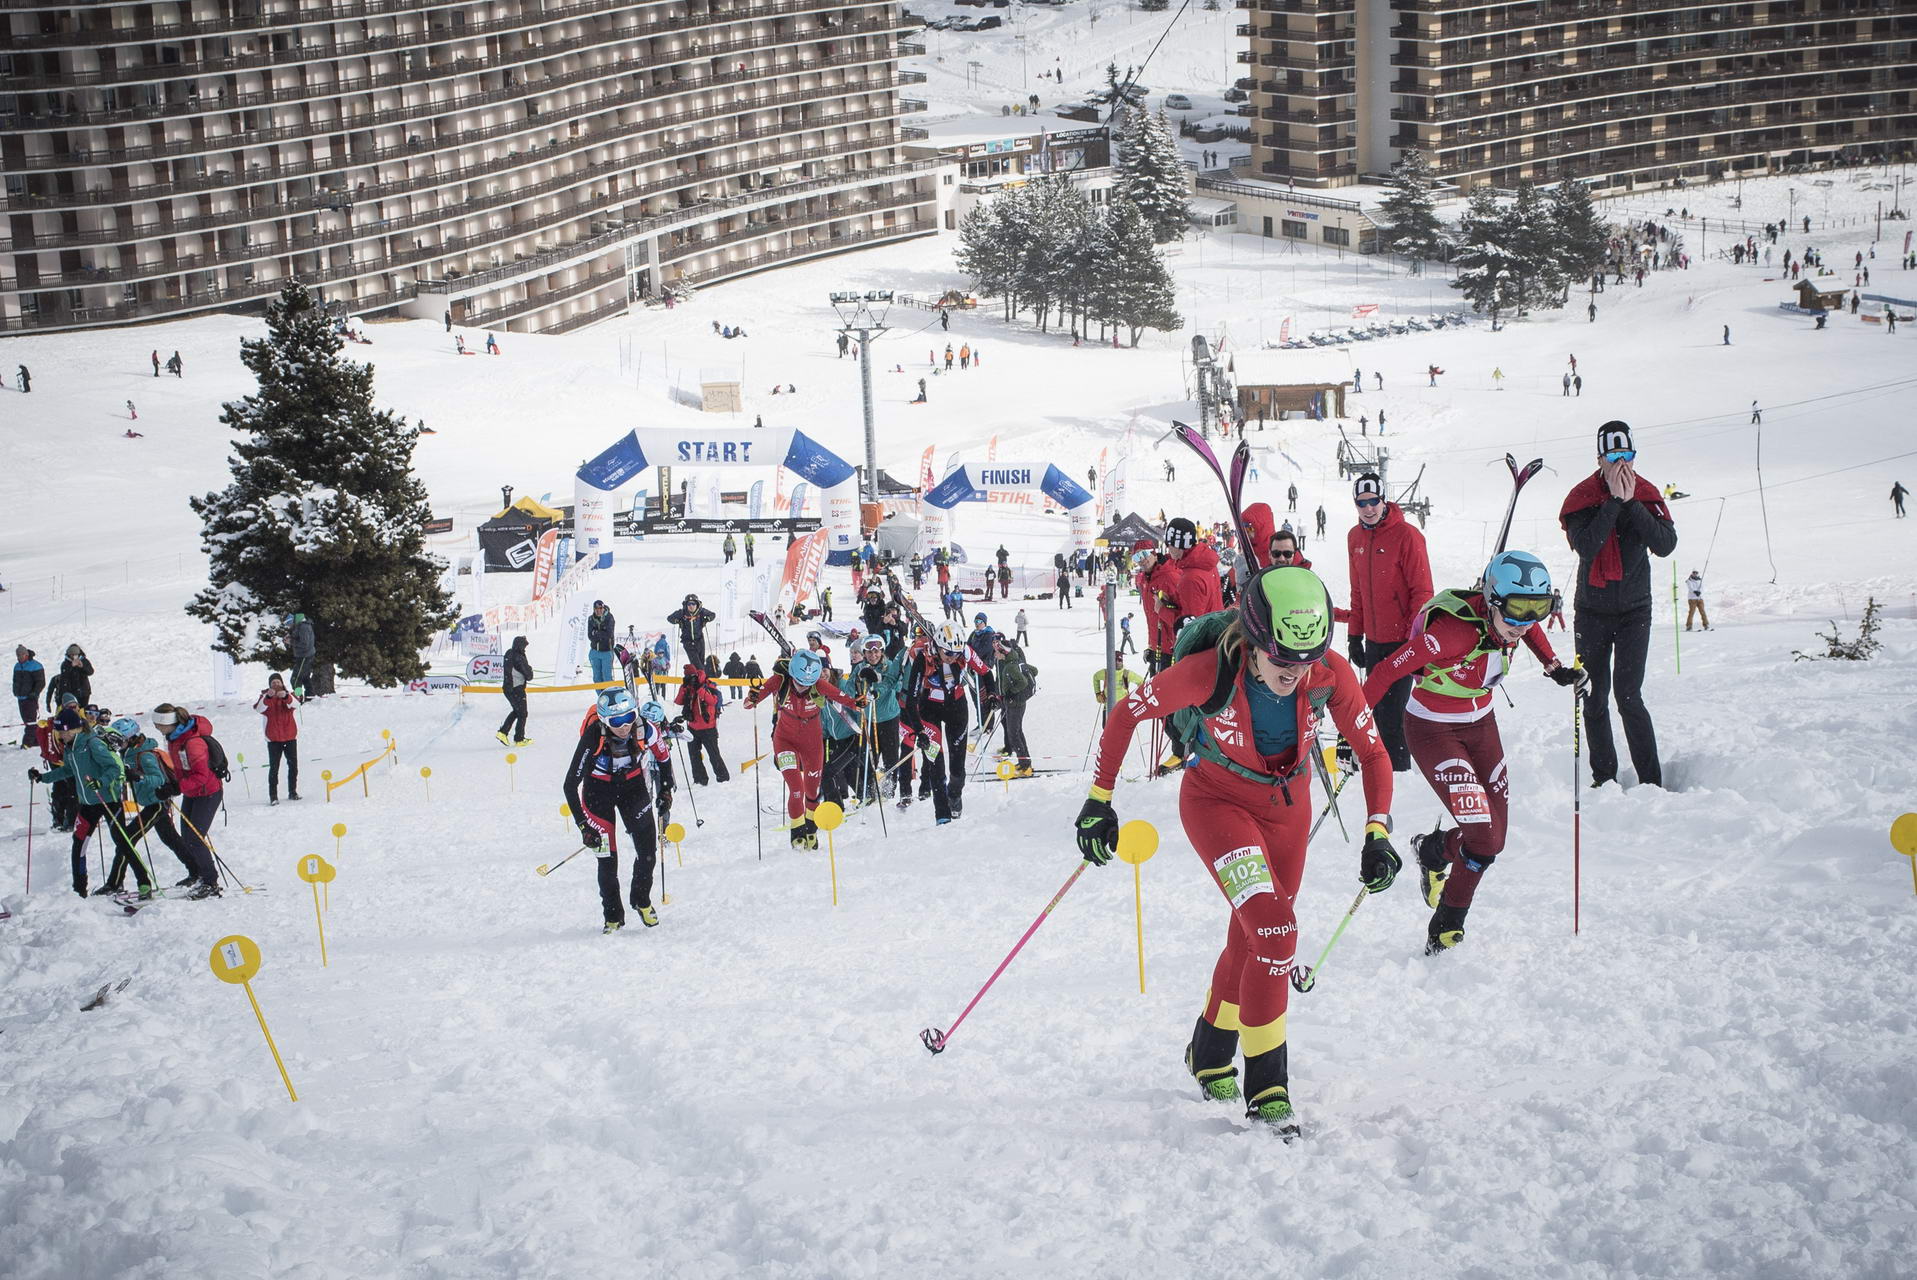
[673, 217, 934, 289]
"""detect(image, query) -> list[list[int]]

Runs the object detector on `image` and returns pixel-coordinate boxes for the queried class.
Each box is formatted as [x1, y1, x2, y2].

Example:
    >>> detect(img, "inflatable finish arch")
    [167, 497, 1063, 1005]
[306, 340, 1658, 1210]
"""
[921, 462, 1097, 554]
[574, 427, 859, 567]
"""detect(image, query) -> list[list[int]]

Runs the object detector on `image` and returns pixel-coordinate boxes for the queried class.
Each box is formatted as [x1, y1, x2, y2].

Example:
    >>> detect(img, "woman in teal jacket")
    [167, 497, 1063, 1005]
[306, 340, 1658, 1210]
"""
[30, 718, 125, 896]
[852, 637, 909, 800]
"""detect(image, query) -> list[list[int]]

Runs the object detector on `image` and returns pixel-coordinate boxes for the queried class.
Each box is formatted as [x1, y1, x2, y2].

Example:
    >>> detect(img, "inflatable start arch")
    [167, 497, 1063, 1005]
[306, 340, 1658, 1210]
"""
[574, 427, 859, 567]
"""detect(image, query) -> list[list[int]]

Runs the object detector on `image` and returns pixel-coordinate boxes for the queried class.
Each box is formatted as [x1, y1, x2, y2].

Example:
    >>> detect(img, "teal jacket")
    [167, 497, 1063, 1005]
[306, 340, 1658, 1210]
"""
[42, 728, 126, 805]
[820, 689, 858, 741]
[121, 736, 172, 807]
[856, 652, 908, 723]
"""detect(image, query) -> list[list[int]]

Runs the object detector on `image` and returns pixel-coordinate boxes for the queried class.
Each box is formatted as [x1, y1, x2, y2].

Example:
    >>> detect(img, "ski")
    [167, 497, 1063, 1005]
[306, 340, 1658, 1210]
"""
[1172, 422, 1258, 556]
[747, 609, 795, 659]
[1490, 452, 1546, 559]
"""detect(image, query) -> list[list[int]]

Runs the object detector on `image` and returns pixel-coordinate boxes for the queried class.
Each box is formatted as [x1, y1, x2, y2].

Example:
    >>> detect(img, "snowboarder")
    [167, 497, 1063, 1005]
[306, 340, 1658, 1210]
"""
[1684, 570, 1709, 630]
[1361, 551, 1584, 953]
[1892, 481, 1909, 518]
[667, 595, 716, 671]
[254, 674, 302, 803]
[1075, 566, 1399, 1133]
[497, 635, 534, 745]
[563, 690, 669, 932]
[1560, 422, 1677, 789]
[674, 664, 729, 784]
[1342, 473, 1432, 773]
[587, 600, 617, 684]
[745, 649, 861, 846]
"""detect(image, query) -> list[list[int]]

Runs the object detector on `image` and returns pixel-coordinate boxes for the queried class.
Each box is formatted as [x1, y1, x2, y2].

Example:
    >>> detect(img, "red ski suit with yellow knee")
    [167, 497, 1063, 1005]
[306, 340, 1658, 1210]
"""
[746, 670, 859, 821]
[1091, 647, 1392, 1058]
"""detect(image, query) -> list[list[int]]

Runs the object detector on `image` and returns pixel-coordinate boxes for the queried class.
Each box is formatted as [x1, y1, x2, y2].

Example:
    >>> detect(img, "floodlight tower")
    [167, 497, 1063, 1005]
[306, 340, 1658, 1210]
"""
[829, 290, 894, 506]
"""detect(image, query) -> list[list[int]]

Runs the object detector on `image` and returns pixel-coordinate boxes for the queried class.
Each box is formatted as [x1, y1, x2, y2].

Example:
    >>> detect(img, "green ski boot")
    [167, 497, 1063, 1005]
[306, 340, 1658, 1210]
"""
[1424, 903, 1467, 955]
[602, 921, 624, 936]
[1245, 1086, 1301, 1138]
[1411, 821, 1450, 909]
[1185, 1015, 1242, 1102]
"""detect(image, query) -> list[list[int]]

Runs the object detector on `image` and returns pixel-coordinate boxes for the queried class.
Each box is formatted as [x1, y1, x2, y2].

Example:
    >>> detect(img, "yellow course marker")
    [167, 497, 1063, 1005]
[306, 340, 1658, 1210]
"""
[320, 769, 333, 802]
[419, 765, 432, 802]
[296, 856, 337, 966]
[1892, 813, 1917, 896]
[813, 802, 845, 906]
[561, 802, 572, 832]
[330, 821, 346, 861]
[505, 751, 518, 792]
[208, 935, 297, 1102]
[996, 758, 1016, 796]
[664, 821, 686, 868]
[1115, 820, 1160, 994]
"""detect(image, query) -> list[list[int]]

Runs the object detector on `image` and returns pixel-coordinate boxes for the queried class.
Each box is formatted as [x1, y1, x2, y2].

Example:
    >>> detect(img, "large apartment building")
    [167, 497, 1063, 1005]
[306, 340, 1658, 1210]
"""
[1240, 0, 1917, 192]
[0, 0, 936, 334]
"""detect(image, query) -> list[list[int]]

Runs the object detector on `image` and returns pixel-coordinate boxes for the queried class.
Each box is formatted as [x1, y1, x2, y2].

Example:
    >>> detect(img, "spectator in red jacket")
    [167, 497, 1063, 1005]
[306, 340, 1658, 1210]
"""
[253, 673, 301, 804]
[1343, 472, 1433, 771]
[674, 663, 729, 784]
[1243, 502, 1313, 572]
[1144, 517, 1225, 655]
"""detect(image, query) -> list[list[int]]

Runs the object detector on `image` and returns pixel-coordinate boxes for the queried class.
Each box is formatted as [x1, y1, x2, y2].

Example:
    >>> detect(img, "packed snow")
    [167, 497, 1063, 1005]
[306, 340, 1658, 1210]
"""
[3, 30, 1916, 1276]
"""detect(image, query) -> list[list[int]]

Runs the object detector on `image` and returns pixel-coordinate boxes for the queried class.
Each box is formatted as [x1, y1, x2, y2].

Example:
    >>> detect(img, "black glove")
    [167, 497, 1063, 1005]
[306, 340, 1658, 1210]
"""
[1075, 797, 1118, 865]
[579, 823, 602, 851]
[1360, 829, 1401, 894]
[28, 767, 43, 783]
[668, 716, 686, 732]
[1335, 738, 1356, 774]
[1347, 634, 1367, 667]
[1547, 665, 1590, 697]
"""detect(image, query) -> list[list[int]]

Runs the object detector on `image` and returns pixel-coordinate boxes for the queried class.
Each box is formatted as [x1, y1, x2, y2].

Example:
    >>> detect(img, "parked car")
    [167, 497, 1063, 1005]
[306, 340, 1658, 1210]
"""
[1054, 101, 1101, 122]
[1222, 86, 1249, 103]
[1165, 92, 1193, 110]
[975, 14, 1003, 27]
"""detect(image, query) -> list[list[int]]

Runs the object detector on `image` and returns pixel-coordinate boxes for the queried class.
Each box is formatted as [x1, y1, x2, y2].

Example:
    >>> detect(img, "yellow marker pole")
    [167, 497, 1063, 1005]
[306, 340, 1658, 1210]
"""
[321, 769, 333, 802]
[661, 822, 685, 905]
[296, 856, 336, 967]
[813, 802, 845, 906]
[420, 766, 432, 802]
[997, 758, 1015, 797]
[207, 935, 297, 1102]
[505, 751, 517, 792]
[331, 822, 346, 860]
[561, 802, 572, 832]
[1115, 820, 1160, 994]
[1891, 813, 1917, 896]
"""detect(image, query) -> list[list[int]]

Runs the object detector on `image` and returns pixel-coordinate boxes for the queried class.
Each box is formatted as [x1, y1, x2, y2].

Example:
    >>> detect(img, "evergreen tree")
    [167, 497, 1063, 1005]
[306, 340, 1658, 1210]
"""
[1550, 179, 1609, 293]
[1097, 198, 1183, 346]
[1113, 107, 1190, 243]
[957, 200, 1018, 319]
[1451, 188, 1523, 327]
[188, 283, 455, 685]
[1377, 150, 1447, 273]
[1507, 180, 1566, 310]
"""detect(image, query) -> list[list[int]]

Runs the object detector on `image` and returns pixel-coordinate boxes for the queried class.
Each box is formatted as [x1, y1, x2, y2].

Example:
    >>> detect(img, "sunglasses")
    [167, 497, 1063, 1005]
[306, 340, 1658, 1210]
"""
[1354, 497, 1383, 509]
[1602, 449, 1636, 463]
[1271, 549, 1297, 559]
[1497, 595, 1555, 625]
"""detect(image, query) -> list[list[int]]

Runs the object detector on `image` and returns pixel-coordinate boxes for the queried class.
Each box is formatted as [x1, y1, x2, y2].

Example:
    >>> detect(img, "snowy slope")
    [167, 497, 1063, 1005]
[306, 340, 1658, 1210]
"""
[3, 162, 1916, 1278]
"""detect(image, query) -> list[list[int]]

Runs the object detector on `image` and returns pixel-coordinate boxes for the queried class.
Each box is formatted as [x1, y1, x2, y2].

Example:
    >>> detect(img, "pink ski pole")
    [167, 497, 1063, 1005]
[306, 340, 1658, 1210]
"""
[921, 862, 1089, 1055]
[25, 780, 34, 894]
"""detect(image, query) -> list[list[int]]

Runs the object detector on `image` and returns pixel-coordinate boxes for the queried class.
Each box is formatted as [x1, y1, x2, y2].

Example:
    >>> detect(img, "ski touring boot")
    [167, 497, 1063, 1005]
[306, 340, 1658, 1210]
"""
[1014, 763, 1036, 779]
[791, 818, 819, 850]
[1425, 903, 1468, 956]
[496, 730, 513, 746]
[635, 904, 659, 928]
[514, 738, 534, 748]
[1185, 1016, 1241, 1103]
[1242, 1045, 1300, 1139]
[603, 920, 624, 936]
[1411, 821, 1450, 909]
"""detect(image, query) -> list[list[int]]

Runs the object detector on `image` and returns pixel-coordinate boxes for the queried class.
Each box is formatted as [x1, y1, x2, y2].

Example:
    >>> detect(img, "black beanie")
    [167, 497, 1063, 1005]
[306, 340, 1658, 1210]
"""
[1353, 472, 1383, 499]
[1164, 518, 1198, 549]
[1597, 421, 1634, 456]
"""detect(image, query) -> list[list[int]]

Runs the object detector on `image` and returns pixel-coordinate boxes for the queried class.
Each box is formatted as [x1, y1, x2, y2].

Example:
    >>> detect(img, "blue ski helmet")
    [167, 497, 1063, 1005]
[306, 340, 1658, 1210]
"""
[596, 689, 638, 727]
[640, 699, 668, 725]
[788, 649, 826, 687]
[1482, 550, 1555, 626]
[109, 716, 141, 742]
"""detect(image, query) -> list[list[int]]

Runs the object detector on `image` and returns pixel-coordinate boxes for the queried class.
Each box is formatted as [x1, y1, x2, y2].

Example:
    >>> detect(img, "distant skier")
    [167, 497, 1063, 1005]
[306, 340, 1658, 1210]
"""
[667, 594, 716, 670]
[497, 635, 534, 746]
[1684, 571, 1710, 631]
[1892, 480, 1909, 518]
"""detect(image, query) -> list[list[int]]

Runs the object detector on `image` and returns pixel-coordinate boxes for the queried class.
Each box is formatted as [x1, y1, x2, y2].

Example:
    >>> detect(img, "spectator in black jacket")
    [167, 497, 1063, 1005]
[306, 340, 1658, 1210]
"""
[285, 612, 317, 694]
[1559, 422, 1678, 789]
[46, 644, 93, 711]
[497, 636, 534, 746]
[743, 654, 765, 690]
[587, 600, 616, 684]
[13, 645, 45, 748]
[666, 594, 717, 670]
[722, 652, 748, 700]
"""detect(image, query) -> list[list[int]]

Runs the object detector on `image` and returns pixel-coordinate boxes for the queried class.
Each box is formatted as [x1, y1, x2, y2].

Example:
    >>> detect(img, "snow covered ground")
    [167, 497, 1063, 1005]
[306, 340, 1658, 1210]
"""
[4, 109, 1917, 1280]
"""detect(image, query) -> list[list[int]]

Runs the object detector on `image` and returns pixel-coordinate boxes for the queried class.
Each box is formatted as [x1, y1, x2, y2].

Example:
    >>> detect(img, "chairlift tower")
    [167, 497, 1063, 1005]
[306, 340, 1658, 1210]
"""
[829, 290, 894, 507]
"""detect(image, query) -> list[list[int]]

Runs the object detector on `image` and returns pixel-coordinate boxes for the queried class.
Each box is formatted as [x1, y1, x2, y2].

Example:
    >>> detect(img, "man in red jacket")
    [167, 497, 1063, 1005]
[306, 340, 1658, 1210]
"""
[673, 663, 729, 784]
[1144, 518, 1224, 649]
[253, 673, 301, 804]
[1343, 472, 1432, 771]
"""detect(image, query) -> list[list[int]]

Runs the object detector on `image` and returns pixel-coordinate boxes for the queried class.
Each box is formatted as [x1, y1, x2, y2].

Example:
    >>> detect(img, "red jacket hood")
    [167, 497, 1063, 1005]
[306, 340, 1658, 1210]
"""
[1242, 503, 1277, 571]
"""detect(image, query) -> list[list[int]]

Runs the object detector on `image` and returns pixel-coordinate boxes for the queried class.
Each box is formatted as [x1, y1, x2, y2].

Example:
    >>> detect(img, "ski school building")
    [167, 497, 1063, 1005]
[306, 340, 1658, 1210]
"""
[905, 116, 1118, 230]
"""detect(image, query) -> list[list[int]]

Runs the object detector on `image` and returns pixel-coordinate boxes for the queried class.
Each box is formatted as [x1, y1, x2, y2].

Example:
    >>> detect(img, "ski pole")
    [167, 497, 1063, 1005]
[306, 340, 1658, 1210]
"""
[920, 860, 1090, 1055]
[1289, 887, 1368, 993]
[672, 735, 704, 827]
[25, 779, 35, 894]
[1573, 659, 1584, 935]
[752, 709, 763, 862]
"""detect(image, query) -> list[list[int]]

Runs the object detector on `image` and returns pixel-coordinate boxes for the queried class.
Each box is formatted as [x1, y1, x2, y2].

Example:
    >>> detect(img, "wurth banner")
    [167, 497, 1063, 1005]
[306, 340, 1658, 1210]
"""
[778, 529, 829, 612]
[530, 529, 560, 599]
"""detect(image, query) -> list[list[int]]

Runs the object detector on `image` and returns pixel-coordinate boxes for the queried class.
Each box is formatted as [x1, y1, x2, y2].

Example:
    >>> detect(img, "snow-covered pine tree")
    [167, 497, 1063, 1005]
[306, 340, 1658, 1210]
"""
[1451, 187, 1523, 327]
[1113, 107, 1190, 244]
[1098, 197, 1183, 346]
[187, 282, 455, 685]
[1377, 150, 1447, 273]
[957, 200, 1019, 319]
[1550, 178, 1609, 294]
[1507, 180, 1567, 310]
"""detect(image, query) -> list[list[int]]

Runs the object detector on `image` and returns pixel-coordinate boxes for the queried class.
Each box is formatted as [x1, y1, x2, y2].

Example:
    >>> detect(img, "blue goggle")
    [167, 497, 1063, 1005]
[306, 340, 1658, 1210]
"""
[1602, 449, 1636, 463]
[604, 710, 638, 727]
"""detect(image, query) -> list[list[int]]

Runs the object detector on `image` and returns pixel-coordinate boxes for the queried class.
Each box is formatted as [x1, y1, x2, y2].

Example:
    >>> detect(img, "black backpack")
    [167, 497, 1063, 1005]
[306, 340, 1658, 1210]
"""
[200, 733, 233, 783]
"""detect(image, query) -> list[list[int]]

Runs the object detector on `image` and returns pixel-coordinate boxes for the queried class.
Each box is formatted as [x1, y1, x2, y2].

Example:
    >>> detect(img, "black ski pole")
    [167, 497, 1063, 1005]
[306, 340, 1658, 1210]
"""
[672, 734, 703, 827]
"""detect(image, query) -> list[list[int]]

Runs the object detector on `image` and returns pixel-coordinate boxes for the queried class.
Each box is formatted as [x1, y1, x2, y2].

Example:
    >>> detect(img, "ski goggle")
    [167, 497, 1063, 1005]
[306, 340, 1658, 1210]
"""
[603, 709, 638, 728]
[1495, 594, 1555, 625]
[1353, 496, 1382, 509]
[1602, 448, 1636, 463]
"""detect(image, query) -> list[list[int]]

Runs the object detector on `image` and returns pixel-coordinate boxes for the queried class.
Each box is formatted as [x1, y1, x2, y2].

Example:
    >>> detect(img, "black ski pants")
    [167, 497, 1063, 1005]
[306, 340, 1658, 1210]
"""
[267, 739, 299, 799]
[922, 698, 970, 817]
[133, 801, 195, 880]
[684, 725, 728, 784]
[71, 803, 110, 895]
[680, 631, 709, 671]
[177, 792, 224, 885]
[499, 687, 528, 740]
[822, 733, 863, 805]
[873, 715, 902, 794]
[1362, 637, 1416, 772]
[103, 804, 155, 892]
[581, 778, 657, 924]
[1000, 697, 1032, 769]
[1575, 603, 1662, 786]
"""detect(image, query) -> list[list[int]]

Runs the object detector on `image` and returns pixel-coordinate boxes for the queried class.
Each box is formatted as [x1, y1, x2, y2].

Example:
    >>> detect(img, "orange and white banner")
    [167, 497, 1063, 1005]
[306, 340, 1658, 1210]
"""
[530, 529, 560, 600]
[987, 434, 998, 463]
[918, 444, 936, 495]
[777, 529, 829, 612]
[1352, 303, 1380, 318]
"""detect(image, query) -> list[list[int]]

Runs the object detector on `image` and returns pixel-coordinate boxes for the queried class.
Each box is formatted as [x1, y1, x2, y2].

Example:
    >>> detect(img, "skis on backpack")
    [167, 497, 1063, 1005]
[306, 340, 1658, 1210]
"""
[1171, 422, 1257, 564]
[1490, 452, 1546, 560]
[748, 609, 795, 659]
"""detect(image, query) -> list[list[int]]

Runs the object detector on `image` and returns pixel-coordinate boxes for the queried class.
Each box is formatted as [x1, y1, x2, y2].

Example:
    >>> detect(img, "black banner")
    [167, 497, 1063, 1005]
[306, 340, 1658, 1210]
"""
[613, 513, 820, 537]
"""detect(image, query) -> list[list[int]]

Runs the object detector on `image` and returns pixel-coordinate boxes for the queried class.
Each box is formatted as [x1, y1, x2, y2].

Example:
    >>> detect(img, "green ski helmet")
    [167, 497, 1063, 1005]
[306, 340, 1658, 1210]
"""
[1241, 565, 1334, 665]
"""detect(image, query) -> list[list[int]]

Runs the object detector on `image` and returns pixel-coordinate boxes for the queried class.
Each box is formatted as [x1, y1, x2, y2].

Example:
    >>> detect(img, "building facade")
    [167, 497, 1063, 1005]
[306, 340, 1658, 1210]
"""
[1239, 0, 1917, 193]
[1, 0, 937, 334]
[905, 116, 1114, 231]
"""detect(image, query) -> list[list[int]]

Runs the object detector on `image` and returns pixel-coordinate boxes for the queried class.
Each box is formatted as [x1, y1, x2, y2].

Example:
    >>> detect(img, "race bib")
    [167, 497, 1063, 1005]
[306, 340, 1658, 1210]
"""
[1211, 846, 1272, 907]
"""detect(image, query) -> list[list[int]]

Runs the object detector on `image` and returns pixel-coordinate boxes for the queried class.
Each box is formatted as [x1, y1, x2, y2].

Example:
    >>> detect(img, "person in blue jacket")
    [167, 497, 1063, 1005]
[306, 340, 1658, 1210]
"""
[29, 711, 125, 897]
[12, 645, 45, 748]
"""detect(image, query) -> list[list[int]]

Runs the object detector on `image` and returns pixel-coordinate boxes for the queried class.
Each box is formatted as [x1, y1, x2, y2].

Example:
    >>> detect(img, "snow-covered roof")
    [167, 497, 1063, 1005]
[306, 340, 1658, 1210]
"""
[917, 115, 1061, 150]
[1228, 348, 1355, 387]
[1188, 196, 1236, 217]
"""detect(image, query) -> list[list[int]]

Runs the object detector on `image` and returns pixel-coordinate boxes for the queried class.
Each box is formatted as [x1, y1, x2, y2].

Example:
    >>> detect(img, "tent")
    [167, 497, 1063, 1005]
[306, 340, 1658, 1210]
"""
[873, 511, 921, 561]
[875, 469, 919, 497]
[1098, 512, 1163, 548]
[478, 496, 565, 571]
